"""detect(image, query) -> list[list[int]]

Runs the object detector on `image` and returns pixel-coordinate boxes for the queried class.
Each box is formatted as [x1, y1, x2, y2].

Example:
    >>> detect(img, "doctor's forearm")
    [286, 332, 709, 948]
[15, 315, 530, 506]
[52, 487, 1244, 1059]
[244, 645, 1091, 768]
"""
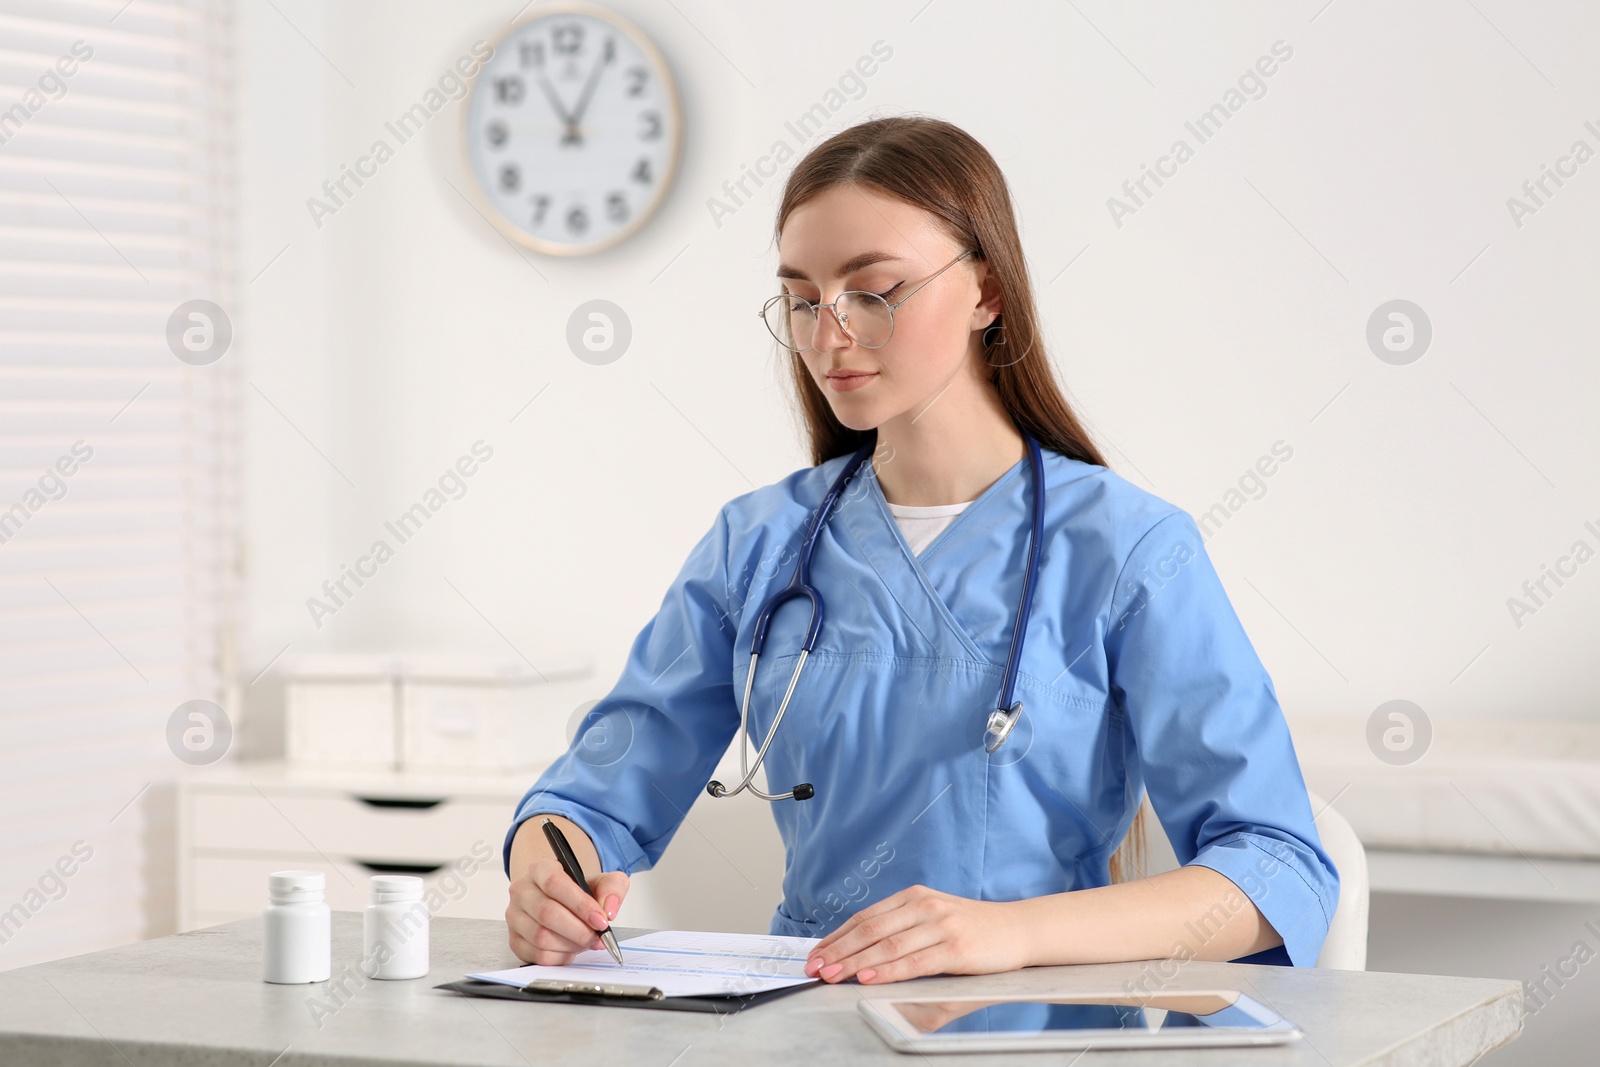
[507, 814, 601, 882]
[1013, 865, 1283, 966]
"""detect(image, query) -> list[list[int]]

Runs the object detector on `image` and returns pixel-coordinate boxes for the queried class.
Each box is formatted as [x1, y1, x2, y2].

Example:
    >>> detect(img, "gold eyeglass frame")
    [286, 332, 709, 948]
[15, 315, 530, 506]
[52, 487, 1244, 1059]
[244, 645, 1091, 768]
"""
[758, 249, 976, 352]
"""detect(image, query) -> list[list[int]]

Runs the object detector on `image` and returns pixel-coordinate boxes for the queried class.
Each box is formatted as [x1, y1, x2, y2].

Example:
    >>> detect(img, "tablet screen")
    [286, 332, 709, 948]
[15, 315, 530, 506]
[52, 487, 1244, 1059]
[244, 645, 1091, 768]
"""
[892, 992, 1290, 1037]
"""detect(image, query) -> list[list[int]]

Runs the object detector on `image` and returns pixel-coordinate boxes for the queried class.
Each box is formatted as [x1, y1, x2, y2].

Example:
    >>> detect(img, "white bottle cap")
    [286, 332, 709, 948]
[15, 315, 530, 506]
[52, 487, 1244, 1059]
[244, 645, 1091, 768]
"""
[268, 870, 326, 904]
[368, 875, 425, 904]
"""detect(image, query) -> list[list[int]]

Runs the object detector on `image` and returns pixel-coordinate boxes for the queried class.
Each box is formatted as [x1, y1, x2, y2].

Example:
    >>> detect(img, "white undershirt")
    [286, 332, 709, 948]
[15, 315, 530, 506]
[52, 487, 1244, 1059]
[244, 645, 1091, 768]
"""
[884, 499, 972, 557]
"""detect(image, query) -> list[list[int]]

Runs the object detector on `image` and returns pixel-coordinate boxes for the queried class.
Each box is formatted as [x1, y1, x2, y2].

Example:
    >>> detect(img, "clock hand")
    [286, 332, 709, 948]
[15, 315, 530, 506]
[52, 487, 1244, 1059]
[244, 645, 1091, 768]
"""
[536, 72, 575, 127]
[567, 37, 614, 129]
[537, 73, 586, 147]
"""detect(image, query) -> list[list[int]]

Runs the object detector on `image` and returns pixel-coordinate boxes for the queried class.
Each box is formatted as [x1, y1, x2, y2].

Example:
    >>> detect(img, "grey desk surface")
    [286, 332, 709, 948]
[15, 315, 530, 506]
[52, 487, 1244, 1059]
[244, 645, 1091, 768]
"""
[0, 913, 1521, 1066]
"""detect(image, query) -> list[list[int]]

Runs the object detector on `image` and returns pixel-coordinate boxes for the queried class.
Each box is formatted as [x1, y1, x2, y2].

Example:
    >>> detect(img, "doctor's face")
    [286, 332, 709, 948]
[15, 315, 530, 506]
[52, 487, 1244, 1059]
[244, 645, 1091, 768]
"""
[775, 184, 994, 433]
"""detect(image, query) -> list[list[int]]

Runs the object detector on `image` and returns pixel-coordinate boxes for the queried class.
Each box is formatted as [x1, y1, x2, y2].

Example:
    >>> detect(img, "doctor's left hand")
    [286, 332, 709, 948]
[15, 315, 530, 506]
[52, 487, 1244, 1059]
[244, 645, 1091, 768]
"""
[802, 884, 1029, 985]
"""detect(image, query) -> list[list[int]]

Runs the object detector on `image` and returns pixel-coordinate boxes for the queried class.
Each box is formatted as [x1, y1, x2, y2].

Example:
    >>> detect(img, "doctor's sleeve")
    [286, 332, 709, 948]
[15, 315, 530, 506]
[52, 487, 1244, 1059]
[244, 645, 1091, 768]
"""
[502, 504, 741, 880]
[1102, 510, 1339, 967]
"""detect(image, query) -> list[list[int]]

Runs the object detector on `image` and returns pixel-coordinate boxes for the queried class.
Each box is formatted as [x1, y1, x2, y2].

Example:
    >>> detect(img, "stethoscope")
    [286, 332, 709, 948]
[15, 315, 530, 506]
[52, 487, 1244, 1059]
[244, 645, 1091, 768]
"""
[706, 428, 1047, 802]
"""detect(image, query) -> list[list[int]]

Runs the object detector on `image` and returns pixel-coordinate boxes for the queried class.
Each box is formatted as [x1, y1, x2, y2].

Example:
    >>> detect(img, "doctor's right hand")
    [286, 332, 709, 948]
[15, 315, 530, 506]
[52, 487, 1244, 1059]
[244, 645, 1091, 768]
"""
[506, 853, 631, 966]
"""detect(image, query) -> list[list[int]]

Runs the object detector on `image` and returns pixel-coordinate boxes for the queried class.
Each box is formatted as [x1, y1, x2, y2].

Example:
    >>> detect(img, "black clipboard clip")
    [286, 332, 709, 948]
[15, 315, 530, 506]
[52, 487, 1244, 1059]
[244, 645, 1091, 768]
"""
[521, 978, 664, 1000]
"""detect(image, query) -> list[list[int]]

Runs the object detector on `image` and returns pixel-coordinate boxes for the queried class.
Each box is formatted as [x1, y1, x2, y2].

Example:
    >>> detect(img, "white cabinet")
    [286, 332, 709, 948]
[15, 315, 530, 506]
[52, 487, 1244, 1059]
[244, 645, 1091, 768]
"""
[176, 755, 789, 937]
[176, 761, 541, 931]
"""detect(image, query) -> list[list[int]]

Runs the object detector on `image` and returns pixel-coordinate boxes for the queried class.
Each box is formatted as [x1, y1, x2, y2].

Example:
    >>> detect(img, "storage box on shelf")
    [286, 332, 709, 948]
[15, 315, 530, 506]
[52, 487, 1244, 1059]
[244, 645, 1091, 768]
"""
[284, 654, 400, 770]
[283, 651, 593, 773]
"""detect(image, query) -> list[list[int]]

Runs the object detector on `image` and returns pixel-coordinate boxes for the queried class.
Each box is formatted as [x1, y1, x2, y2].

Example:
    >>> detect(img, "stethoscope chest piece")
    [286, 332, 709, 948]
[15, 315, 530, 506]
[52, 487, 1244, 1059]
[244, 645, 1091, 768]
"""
[984, 701, 1023, 753]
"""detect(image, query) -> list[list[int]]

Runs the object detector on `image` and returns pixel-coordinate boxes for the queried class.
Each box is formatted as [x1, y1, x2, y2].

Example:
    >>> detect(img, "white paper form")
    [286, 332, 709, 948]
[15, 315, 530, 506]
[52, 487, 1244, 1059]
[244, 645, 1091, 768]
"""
[469, 930, 823, 998]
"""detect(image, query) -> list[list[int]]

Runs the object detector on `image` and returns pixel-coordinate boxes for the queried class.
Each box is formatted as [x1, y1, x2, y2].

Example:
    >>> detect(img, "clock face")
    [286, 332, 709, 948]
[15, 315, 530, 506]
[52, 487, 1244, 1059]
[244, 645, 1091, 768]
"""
[464, 3, 681, 255]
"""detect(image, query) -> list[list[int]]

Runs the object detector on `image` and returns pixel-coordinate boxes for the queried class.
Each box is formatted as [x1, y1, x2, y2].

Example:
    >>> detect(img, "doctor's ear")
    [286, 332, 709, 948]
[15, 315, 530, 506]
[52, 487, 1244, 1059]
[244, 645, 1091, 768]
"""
[968, 259, 1002, 332]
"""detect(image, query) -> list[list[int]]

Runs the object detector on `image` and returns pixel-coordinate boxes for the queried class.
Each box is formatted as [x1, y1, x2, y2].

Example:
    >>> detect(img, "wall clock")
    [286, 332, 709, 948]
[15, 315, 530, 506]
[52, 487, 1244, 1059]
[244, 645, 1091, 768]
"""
[464, 2, 682, 256]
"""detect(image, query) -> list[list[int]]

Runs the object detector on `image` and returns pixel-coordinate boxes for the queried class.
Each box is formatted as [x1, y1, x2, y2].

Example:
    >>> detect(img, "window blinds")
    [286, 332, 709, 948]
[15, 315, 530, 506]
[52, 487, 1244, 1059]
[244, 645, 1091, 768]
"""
[0, 0, 238, 970]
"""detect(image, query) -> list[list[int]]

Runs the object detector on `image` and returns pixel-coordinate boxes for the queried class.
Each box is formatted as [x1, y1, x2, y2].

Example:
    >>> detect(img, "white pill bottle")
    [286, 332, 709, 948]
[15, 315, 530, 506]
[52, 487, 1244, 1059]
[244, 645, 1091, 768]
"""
[362, 875, 429, 980]
[262, 870, 330, 984]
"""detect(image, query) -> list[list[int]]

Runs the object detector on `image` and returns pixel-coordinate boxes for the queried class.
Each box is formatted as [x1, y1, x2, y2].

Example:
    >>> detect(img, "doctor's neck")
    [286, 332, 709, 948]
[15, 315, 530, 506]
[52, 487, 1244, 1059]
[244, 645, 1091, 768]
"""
[869, 363, 1026, 509]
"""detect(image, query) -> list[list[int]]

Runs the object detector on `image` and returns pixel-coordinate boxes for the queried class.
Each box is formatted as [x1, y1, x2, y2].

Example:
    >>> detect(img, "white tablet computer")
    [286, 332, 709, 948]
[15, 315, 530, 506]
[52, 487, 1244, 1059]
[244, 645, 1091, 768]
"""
[858, 990, 1302, 1053]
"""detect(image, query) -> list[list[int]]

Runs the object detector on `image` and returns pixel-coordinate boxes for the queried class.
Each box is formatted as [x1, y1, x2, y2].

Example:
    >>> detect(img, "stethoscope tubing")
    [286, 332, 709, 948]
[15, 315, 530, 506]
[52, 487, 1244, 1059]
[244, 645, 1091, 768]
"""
[708, 428, 1045, 800]
[709, 437, 873, 801]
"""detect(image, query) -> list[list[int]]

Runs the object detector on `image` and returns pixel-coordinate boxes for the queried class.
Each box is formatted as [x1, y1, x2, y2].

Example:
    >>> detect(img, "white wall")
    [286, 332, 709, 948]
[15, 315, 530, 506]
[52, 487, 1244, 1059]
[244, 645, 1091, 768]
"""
[233, 3, 1598, 1061]
[238, 0, 1600, 727]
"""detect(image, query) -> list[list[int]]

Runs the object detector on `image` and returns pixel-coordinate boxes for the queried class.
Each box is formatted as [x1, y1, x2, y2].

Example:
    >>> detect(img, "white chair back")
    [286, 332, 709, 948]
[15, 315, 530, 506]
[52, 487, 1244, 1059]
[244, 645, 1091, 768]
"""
[1133, 789, 1368, 969]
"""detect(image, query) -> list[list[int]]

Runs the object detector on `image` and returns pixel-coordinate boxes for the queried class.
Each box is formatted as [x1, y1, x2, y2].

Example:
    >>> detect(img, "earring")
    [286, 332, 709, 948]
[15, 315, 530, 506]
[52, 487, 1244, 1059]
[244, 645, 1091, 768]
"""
[982, 316, 1005, 351]
[983, 316, 1027, 368]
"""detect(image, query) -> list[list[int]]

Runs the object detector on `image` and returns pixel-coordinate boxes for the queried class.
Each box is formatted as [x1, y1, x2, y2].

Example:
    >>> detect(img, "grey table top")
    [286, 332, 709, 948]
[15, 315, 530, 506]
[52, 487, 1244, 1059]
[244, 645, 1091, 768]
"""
[0, 913, 1522, 1066]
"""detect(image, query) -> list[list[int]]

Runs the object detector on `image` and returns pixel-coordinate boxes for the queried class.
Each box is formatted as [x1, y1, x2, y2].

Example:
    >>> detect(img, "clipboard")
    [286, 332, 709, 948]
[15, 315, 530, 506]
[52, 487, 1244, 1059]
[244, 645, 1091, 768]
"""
[434, 975, 822, 1014]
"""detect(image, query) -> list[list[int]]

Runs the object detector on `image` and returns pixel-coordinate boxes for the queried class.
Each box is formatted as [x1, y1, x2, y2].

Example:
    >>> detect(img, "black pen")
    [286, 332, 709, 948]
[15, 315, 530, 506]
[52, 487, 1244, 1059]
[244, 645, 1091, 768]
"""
[541, 818, 625, 967]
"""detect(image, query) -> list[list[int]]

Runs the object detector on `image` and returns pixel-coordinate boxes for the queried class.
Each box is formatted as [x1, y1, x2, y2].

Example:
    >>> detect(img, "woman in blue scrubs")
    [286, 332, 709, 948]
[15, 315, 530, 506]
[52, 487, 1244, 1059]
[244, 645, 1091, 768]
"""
[504, 116, 1338, 985]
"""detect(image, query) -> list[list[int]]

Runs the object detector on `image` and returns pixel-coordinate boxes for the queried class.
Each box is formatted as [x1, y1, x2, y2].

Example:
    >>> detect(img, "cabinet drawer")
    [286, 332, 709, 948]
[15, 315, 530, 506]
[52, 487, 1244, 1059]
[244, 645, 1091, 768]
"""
[187, 789, 514, 864]
[189, 855, 509, 921]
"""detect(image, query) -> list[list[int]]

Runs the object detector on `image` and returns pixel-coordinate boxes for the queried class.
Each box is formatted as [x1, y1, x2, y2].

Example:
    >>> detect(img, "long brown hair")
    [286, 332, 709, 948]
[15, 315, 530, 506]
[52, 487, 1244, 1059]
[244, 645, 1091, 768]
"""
[772, 115, 1147, 884]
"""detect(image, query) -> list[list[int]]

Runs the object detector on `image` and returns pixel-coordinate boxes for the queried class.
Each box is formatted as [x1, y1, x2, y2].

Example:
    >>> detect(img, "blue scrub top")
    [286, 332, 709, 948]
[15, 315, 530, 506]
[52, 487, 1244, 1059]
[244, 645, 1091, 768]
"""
[505, 445, 1339, 967]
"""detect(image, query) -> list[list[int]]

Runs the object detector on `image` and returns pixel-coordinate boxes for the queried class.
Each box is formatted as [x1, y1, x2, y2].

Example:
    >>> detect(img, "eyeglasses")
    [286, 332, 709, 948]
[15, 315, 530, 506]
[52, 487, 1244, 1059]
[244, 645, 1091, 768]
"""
[758, 249, 976, 353]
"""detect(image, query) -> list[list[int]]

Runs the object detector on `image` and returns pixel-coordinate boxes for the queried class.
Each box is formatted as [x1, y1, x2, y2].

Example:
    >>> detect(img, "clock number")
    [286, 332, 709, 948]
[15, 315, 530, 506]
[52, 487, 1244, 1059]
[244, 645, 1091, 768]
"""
[499, 164, 520, 193]
[495, 76, 525, 105]
[566, 204, 588, 234]
[606, 192, 628, 223]
[625, 66, 648, 96]
[638, 111, 661, 140]
[519, 40, 544, 68]
[602, 37, 615, 63]
[632, 157, 652, 185]
[532, 195, 550, 226]
[485, 120, 508, 149]
[553, 23, 583, 55]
